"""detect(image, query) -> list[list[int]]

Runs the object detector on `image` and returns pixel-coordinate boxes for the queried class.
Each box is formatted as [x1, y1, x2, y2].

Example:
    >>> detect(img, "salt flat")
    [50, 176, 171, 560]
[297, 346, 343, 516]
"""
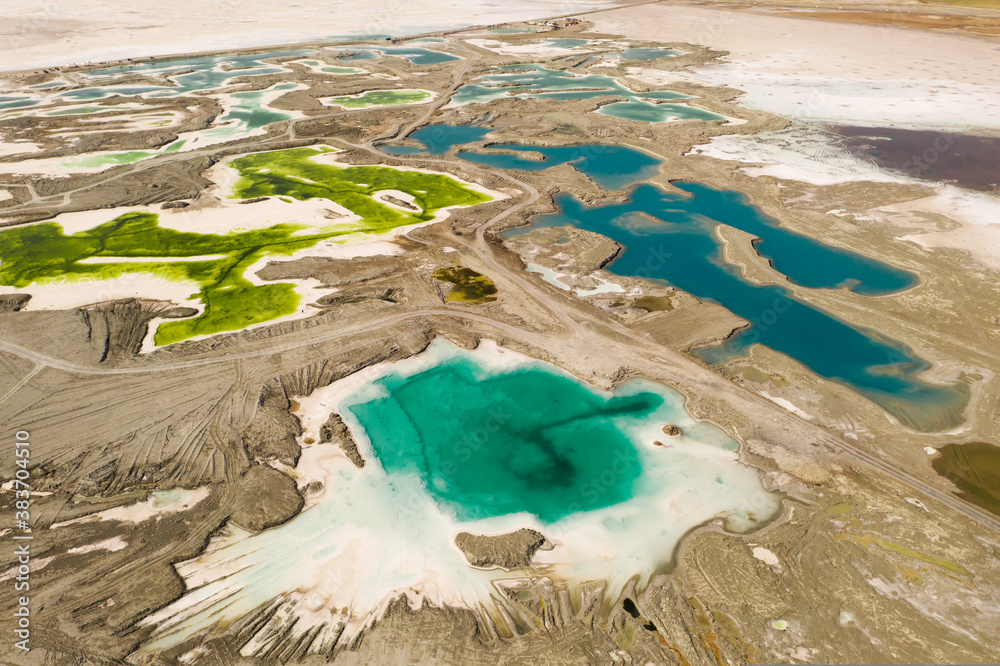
[589, 3, 1000, 128]
[0, 0, 618, 72]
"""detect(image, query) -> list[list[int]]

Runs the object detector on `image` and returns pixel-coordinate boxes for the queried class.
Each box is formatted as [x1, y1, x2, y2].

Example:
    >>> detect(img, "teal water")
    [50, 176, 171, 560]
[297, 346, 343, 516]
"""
[382, 123, 494, 155]
[599, 100, 723, 123]
[510, 183, 966, 431]
[458, 143, 662, 190]
[330, 46, 460, 65]
[452, 64, 723, 122]
[343, 353, 661, 522]
[0, 96, 40, 111]
[57, 50, 306, 101]
[544, 38, 590, 49]
[618, 47, 682, 61]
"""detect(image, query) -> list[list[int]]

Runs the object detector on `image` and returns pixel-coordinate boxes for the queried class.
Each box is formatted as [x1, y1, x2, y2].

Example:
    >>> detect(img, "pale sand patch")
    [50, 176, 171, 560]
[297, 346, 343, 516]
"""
[464, 37, 622, 59]
[0, 140, 42, 156]
[0, 0, 615, 72]
[889, 190, 1000, 271]
[0, 556, 56, 582]
[0, 190, 11, 201]
[759, 391, 813, 421]
[51, 487, 212, 528]
[51, 109, 188, 135]
[589, 3, 1000, 129]
[77, 254, 227, 264]
[374, 188, 421, 212]
[67, 536, 129, 555]
[751, 545, 783, 572]
[290, 59, 365, 76]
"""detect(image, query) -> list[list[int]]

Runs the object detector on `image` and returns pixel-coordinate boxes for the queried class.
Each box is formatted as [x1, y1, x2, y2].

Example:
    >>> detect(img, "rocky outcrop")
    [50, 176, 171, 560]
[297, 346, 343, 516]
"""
[455, 528, 552, 570]
[230, 465, 304, 531]
[319, 412, 365, 468]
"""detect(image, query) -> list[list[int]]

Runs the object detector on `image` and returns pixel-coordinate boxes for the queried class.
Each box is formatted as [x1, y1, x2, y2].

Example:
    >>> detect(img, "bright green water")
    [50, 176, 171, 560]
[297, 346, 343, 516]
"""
[0, 146, 490, 345]
[344, 354, 660, 522]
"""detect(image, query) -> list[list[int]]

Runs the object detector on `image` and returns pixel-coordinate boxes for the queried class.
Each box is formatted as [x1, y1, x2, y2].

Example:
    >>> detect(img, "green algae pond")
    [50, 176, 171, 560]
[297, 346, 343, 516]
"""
[324, 89, 432, 109]
[433, 266, 498, 303]
[933, 442, 1000, 517]
[0, 146, 491, 345]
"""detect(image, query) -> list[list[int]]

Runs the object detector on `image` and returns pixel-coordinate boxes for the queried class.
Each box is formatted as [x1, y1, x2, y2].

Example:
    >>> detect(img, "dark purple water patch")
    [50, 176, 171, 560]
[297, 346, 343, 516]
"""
[828, 125, 1000, 192]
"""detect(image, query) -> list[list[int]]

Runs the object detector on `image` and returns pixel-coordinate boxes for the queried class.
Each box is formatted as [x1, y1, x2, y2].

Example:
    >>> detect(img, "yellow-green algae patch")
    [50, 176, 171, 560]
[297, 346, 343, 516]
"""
[324, 89, 432, 109]
[0, 146, 492, 345]
[433, 266, 498, 303]
[834, 533, 970, 577]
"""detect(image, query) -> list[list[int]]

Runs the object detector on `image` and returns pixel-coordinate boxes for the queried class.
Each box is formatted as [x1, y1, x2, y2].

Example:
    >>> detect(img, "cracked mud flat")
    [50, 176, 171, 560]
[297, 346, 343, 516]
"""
[1, 2, 1000, 664]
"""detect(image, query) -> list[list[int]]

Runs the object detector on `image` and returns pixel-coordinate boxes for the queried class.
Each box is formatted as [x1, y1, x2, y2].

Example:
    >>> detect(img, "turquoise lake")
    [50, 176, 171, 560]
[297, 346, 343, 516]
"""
[511, 184, 966, 431]
[458, 143, 662, 190]
[344, 352, 662, 522]
[382, 123, 494, 155]
[330, 46, 460, 65]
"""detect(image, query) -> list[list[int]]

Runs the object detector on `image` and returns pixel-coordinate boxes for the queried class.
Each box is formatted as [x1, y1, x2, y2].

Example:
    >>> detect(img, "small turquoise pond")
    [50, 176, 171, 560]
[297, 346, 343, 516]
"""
[618, 47, 682, 61]
[329, 45, 460, 65]
[344, 352, 662, 522]
[381, 124, 494, 155]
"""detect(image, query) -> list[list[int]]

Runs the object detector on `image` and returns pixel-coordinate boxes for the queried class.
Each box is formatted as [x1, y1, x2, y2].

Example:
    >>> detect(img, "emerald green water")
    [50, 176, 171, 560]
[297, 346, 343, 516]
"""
[0, 146, 490, 345]
[344, 354, 658, 522]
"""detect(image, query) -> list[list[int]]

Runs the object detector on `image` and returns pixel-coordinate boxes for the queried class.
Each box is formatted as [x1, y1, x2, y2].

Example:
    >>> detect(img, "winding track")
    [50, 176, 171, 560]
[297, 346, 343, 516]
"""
[1, 39, 999, 540]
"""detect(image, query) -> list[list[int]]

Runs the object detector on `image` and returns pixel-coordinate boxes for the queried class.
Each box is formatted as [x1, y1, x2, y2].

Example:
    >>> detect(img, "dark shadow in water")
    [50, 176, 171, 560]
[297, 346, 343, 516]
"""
[933, 442, 1000, 517]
